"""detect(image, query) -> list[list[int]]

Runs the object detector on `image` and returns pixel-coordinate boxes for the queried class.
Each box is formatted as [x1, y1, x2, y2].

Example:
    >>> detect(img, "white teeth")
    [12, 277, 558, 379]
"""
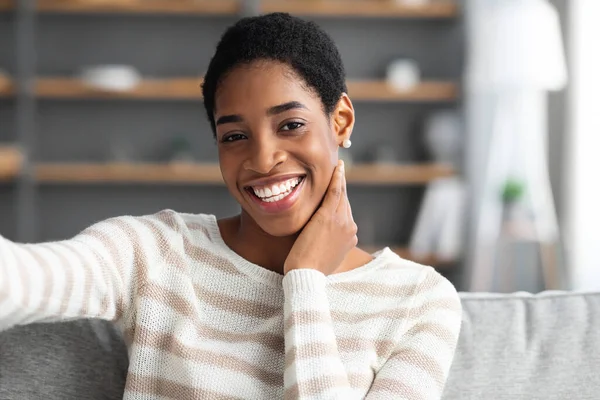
[251, 176, 303, 201]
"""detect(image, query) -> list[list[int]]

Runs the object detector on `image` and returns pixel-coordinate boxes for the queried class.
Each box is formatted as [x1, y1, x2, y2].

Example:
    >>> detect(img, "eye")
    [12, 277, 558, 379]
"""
[280, 121, 304, 131]
[221, 133, 247, 143]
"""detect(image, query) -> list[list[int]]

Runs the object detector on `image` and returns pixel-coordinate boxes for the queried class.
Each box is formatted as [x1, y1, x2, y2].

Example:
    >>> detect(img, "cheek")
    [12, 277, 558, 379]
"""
[218, 151, 241, 193]
[306, 125, 339, 165]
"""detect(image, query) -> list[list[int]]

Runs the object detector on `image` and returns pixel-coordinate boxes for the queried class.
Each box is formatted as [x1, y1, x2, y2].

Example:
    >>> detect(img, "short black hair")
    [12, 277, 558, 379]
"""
[202, 12, 347, 136]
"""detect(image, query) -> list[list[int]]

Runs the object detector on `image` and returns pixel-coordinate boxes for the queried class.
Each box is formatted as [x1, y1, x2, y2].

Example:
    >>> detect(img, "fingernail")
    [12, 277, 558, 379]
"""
[340, 160, 345, 172]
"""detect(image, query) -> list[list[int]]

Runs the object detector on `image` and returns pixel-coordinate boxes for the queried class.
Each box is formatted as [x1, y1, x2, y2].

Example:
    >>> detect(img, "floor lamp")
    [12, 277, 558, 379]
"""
[468, 0, 568, 292]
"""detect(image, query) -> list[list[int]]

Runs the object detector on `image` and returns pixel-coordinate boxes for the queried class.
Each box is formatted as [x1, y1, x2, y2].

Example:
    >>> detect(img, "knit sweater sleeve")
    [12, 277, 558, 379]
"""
[282, 268, 462, 400]
[366, 269, 462, 399]
[0, 215, 160, 331]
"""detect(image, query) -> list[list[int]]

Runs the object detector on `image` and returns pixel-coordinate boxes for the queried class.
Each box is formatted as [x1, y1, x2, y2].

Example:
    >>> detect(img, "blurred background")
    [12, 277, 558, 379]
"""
[0, 0, 597, 293]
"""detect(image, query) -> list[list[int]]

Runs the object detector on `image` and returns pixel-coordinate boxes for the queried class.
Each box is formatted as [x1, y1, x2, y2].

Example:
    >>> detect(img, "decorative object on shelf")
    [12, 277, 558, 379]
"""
[386, 58, 421, 91]
[79, 65, 141, 92]
[466, 0, 567, 292]
[493, 179, 544, 292]
[409, 175, 466, 263]
[424, 110, 462, 165]
[410, 110, 465, 263]
[169, 136, 195, 164]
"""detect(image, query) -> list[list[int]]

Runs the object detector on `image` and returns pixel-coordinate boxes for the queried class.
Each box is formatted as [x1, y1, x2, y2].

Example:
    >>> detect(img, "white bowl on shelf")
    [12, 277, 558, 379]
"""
[386, 59, 421, 91]
[80, 65, 141, 92]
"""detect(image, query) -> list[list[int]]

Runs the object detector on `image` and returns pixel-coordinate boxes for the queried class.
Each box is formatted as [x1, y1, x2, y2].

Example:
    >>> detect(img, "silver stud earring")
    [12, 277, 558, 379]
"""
[342, 138, 352, 149]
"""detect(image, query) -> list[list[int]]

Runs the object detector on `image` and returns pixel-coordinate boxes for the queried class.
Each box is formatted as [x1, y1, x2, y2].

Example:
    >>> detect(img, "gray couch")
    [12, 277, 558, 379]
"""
[1, 291, 599, 399]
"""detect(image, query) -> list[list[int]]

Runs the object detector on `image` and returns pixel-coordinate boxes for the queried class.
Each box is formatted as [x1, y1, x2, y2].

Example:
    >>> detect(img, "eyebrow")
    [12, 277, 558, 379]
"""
[215, 101, 308, 126]
[215, 114, 243, 126]
[267, 101, 308, 116]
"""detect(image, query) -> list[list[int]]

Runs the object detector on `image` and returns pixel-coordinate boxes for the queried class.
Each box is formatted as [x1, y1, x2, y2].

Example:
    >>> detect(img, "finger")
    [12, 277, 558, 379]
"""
[345, 194, 354, 222]
[336, 161, 348, 214]
[321, 160, 344, 212]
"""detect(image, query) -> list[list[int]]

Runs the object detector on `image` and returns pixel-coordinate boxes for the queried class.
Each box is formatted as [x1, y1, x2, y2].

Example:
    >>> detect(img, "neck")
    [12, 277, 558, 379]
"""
[220, 212, 298, 275]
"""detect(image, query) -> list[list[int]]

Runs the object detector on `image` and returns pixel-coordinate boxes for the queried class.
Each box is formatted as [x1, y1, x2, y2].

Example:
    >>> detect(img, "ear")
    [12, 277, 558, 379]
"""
[332, 93, 355, 146]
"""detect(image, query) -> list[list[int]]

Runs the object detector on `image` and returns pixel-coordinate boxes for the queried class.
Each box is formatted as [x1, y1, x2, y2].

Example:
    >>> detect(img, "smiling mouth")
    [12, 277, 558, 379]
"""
[245, 175, 306, 203]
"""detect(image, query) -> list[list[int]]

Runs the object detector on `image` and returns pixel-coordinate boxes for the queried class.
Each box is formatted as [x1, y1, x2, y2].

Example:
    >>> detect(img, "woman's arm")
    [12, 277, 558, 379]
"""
[282, 268, 462, 400]
[365, 272, 462, 399]
[283, 268, 355, 399]
[0, 214, 162, 331]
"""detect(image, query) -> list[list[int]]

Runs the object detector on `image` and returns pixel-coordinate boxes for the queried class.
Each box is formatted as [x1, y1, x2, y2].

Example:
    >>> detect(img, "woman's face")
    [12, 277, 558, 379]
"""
[214, 61, 353, 236]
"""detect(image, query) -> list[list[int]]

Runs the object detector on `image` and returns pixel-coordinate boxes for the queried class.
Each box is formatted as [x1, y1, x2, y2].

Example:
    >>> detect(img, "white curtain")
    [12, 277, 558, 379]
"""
[564, 1, 600, 291]
[463, 0, 567, 292]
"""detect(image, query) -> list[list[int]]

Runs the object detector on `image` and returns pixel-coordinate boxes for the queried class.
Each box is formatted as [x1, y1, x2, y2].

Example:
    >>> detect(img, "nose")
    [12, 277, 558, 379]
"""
[242, 137, 287, 175]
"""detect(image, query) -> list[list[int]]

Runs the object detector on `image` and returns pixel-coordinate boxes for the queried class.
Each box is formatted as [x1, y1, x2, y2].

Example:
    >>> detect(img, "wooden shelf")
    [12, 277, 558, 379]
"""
[364, 245, 455, 267]
[36, 0, 240, 15]
[35, 162, 224, 184]
[0, 75, 14, 97]
[34, 162, 453, 185]
[347, 80, 458, 102]
[1, 0, 458, 17]
[0, 0, 13, 12]
[0, 146, 24, 181]
[36, 77, 205, 100]
[346, 163, 454, 184]
[34, 77, 457, 102]
[261, 0, 458, 18]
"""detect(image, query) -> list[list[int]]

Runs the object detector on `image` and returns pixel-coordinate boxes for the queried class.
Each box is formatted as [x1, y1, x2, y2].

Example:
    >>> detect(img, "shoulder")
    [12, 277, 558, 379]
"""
[380, 252, 461, 312]
[330, 249, 460, 305]
[361, 249, 458, 293]
[373, 252, 462, 336]
[352, 249, 461, 314]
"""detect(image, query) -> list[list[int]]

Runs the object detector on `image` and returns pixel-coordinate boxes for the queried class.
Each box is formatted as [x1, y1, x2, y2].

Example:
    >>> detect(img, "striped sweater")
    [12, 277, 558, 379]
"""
[0, 210, 462, 399]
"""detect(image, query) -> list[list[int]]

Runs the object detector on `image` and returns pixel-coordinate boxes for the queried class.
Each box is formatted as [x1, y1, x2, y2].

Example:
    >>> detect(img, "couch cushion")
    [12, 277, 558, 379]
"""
[443, 291, 600, 400]
[0, 319, 128, 400]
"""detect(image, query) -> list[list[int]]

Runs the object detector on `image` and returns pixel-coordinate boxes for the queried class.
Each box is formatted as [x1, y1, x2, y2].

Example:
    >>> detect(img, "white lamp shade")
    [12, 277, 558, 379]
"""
[468, 0, 568, 91]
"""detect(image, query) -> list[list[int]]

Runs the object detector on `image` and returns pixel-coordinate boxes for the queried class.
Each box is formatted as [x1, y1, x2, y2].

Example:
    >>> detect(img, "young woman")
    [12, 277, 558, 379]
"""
[0, 13, 461, 400]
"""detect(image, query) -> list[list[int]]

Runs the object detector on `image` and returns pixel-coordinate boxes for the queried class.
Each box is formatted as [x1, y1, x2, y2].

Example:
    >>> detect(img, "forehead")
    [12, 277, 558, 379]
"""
[214, 61, 320, 116]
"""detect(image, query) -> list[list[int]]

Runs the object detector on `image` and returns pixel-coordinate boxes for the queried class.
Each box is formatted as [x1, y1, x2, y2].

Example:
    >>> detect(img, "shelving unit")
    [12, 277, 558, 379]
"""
[32, 77, 457, 102]
[33, 162, 454, 185]
[0, 0, 464, 272]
